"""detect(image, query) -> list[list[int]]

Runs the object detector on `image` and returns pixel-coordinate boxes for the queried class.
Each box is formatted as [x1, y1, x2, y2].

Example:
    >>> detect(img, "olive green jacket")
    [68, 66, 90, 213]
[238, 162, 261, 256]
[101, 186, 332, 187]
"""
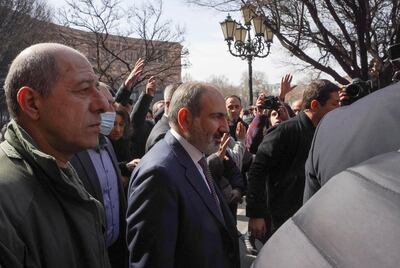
[0, 120, 111, 268]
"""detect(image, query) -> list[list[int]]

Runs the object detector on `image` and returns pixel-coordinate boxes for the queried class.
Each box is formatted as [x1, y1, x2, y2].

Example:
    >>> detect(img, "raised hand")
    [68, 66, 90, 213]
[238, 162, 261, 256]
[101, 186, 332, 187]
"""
[279, 74, 296, 102]
[236, 121, 246, 142]
[216, 133, 230, 161]
[124, 58, 145, 88]
[145, 76, 157, 97]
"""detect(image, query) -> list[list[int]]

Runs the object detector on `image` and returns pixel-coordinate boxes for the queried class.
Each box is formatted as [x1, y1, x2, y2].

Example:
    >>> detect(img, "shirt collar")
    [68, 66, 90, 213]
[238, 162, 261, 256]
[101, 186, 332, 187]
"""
[170, 128, 203, 163]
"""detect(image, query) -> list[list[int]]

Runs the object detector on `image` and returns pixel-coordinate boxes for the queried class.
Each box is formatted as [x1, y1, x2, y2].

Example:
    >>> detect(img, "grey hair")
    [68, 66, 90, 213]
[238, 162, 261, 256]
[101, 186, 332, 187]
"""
[163, 83, 180, 102]
[168, 81, 209, 128]
[4, 43, 79, 118]
[98, 82, 113, 93]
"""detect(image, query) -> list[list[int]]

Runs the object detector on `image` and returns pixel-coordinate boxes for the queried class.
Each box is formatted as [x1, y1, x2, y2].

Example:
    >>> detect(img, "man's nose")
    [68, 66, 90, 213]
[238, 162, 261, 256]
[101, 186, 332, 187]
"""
[220, 116, 229, 132]
[91, 87, 108, 113]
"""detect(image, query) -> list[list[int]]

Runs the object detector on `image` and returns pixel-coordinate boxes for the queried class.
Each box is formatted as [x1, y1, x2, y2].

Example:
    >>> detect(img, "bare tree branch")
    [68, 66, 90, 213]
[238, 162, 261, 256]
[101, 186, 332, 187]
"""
[57, 0, 187, 89]
[188, 0, 400, 86]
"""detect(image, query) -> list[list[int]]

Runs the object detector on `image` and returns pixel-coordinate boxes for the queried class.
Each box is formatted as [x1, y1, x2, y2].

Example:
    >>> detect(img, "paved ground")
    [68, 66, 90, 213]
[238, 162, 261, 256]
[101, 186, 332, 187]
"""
[236, 202, 263, 268]
[237, 203, 249, 235]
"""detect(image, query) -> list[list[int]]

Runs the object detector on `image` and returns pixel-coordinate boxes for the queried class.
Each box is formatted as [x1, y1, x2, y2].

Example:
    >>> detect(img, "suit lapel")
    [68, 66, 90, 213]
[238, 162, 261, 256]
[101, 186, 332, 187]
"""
[164, 132, 227, 227]
[75, 151, 104, 203]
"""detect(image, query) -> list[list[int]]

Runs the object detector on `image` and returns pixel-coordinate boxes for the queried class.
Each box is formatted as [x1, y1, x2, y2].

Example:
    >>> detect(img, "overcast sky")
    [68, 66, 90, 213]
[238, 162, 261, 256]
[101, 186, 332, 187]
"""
[48, 0, 304, 85]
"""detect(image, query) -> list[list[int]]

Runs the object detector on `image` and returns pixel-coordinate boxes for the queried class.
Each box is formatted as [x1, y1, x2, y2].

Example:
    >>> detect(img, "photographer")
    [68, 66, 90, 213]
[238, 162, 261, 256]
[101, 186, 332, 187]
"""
[246, 94, 290, 154]
[341, 43, 400, 105]
[246, 74, 295, 154]
[304, 43, 400, 202]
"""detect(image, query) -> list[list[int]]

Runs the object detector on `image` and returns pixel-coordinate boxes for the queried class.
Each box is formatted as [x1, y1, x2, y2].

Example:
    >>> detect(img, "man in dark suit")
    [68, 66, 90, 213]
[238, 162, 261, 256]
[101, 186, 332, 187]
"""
[303, 81, 400, 202]
[71, 83, 128, 268]
[126, 82, 240, 268]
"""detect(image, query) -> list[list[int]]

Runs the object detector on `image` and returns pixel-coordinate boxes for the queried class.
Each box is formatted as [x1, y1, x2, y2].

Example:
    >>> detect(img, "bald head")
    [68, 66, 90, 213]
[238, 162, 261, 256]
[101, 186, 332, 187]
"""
[291, 99, 303, 115]
[4, 43, 89, 118]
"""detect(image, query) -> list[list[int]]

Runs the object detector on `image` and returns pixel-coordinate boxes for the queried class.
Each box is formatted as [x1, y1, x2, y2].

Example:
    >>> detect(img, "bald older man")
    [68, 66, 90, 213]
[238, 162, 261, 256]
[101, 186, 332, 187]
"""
[0, 43, 111, 267]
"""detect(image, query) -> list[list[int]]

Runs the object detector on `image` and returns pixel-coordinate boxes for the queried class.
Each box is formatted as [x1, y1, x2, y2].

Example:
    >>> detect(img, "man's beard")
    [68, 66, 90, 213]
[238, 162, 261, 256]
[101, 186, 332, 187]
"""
[187, 126, 220, 155]
[228, 114, 238, 125]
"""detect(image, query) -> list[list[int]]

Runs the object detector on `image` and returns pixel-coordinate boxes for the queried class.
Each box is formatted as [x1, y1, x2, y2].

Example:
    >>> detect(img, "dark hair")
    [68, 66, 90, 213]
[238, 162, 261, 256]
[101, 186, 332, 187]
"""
[283, 102, 296, 117]
[302, 79, 339, 109]
[226, 95, 241, 104]
[266, 102, 289, 123]
[169, 82, 208, 128]
[116, 108, 129, 125]
[115, 108, 131, 138]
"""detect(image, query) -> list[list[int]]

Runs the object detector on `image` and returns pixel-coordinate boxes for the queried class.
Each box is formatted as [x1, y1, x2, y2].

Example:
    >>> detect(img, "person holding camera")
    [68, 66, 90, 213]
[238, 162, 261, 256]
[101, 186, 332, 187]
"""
[246, 80, 340, 243]
[246, 74, 295, 154]
[304, 44, 400, 202]
[246, 93, 290, 154]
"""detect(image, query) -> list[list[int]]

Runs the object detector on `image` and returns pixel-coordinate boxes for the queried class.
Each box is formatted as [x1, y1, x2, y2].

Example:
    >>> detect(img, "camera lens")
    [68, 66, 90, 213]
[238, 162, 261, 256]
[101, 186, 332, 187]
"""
[345, 84, 360, 98]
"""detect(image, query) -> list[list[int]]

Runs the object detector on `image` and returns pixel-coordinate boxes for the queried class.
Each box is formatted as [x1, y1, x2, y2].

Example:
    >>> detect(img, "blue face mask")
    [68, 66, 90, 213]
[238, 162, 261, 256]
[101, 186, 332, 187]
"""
[242, 114, 254, 122]
[100, 112, 116, 136]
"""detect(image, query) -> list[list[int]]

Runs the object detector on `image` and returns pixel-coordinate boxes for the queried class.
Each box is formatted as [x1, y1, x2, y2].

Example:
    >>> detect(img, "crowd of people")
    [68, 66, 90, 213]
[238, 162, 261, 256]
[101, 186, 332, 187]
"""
[0, 42, 399, 268]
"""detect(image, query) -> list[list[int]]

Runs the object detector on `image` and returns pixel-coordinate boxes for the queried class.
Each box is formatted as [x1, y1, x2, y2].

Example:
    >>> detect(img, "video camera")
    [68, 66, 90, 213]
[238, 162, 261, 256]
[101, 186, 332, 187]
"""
[343, 78, 375, 105]
[262, 95, 280, 110]
[343, 43, 400, 105]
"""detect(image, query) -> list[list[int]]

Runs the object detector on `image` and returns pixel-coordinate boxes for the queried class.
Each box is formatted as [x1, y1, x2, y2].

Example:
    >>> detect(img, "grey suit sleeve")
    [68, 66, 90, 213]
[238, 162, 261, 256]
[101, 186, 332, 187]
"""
[126, 167, 178, 268]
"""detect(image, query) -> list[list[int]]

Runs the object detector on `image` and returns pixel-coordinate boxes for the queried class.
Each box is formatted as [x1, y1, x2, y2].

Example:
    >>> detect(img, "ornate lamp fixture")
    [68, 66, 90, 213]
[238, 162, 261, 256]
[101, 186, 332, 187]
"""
[220, 2, 274, 105]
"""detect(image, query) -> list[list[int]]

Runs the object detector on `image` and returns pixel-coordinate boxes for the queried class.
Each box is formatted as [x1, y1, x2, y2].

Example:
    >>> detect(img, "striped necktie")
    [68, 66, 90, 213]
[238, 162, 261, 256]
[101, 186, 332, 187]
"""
[198, 157, 224, 219]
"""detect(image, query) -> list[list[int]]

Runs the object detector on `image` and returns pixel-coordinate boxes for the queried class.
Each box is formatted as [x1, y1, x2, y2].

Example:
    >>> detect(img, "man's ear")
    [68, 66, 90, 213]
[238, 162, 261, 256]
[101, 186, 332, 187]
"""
[17, 87, 41, 120]
[310, 99, 319, 110]
[177, 107, 192, 131]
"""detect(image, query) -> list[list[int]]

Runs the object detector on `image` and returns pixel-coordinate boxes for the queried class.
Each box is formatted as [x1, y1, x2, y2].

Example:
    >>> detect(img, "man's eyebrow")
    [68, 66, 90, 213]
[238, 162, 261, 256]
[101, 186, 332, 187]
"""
[210, 112, 227, 117]
[77, 78, 97, 85]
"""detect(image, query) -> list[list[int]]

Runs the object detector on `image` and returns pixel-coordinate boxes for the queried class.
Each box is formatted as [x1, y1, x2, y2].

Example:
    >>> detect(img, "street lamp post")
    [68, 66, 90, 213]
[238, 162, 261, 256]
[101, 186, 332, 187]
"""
[220, 2, 274, 105]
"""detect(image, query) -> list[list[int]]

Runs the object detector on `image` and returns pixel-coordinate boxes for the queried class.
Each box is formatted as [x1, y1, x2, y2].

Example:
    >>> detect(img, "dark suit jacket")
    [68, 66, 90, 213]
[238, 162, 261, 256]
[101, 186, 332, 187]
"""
[145, 114, 170, 153]
[127, 131, 240, 268]
[304, 81, 400, 202]
[71, 136, 128, 268]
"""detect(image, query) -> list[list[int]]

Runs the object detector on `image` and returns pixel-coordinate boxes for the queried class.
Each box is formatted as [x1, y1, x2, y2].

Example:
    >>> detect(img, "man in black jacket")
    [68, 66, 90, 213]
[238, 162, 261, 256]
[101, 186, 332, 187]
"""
[246, 80, 340, 242]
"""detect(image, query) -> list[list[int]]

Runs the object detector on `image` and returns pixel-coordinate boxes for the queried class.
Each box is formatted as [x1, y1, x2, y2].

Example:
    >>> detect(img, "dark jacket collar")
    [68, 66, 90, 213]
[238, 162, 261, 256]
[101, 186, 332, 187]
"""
[3, 120, 92, 201]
